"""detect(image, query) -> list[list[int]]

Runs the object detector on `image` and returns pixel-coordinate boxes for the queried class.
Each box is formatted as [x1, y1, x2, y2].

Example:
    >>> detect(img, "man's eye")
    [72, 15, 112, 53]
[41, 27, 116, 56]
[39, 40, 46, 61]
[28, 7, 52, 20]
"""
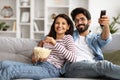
[75, 20, 79, 23]
[81, 18, 85, 21]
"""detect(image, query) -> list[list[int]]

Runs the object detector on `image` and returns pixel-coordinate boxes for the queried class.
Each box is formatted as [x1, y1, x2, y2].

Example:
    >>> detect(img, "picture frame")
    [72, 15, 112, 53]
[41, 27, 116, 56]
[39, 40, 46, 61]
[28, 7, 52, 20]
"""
[21, 12, 30, 23]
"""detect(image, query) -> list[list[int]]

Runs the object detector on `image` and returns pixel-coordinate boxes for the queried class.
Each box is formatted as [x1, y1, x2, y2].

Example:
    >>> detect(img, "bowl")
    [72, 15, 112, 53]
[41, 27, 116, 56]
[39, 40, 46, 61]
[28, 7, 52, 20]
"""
[34, 47, 51, 59]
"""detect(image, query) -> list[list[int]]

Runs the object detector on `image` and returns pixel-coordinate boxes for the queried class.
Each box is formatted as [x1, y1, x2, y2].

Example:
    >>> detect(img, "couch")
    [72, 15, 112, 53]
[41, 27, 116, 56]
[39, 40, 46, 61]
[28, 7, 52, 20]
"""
[0, 33, 120, 80]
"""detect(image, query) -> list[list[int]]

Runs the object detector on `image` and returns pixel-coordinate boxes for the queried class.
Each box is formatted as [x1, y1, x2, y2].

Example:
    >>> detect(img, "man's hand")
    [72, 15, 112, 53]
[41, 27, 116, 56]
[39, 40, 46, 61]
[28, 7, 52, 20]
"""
[99, 15, 109, 28]
[98, 15, 110, 40]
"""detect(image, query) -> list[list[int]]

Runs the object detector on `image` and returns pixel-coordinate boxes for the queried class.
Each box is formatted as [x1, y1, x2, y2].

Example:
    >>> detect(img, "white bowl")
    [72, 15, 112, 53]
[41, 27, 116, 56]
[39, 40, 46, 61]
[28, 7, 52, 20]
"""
[34, 47, 51, 59]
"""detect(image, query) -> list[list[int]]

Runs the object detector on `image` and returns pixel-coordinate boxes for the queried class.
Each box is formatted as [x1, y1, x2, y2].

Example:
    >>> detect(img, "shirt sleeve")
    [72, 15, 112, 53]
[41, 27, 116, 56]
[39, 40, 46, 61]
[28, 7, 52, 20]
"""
[54, 35, 77, 62]
[98, 33, 112, 48]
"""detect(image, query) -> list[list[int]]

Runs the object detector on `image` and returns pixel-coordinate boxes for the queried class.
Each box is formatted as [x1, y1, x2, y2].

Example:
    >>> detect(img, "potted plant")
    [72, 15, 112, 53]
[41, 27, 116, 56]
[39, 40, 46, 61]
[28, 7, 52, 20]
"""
[98, 14, 120, 34]
[109, 14, 120, 34]
[0, 22, 10, 31]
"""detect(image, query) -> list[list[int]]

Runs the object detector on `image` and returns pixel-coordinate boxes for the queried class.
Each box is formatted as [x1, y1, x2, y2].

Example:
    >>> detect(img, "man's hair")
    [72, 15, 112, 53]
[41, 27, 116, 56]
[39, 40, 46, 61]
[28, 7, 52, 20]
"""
[71, 7, 91, 21]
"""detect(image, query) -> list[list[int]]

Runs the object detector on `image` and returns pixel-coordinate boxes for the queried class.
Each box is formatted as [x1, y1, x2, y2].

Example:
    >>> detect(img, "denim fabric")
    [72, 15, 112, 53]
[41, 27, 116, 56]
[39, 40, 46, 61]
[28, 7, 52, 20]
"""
[65, 60, 120, 79]
[64, 30, 120, 79]
[73, 30, 112, 60]
[0, 61, 60, 80]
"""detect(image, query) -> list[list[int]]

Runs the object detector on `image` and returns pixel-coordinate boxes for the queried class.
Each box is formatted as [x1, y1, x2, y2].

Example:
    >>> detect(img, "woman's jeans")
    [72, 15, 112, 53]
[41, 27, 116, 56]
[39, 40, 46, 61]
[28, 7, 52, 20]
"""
[64, 60, 120, 79]
[0, 61, 60, 80]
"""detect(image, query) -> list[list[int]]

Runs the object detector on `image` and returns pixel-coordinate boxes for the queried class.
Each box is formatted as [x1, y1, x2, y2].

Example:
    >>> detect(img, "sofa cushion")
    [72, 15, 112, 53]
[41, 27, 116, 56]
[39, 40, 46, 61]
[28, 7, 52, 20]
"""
[0, 52, 32, 63]
[14, 79, 33, 80]
[41, 78, 101, 80]
[104, 50, 120, 65]
[0, 37, 38, 63]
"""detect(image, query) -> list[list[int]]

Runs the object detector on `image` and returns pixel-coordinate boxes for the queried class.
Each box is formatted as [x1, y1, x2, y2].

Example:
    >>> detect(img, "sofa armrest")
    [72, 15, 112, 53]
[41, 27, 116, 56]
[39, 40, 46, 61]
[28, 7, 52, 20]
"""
[102, 33, 120, 53]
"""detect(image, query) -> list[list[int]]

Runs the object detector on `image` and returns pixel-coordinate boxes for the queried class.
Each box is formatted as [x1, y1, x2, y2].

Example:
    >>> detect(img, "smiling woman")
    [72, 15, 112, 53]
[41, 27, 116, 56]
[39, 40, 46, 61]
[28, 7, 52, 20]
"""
[0, 14, 76, 80]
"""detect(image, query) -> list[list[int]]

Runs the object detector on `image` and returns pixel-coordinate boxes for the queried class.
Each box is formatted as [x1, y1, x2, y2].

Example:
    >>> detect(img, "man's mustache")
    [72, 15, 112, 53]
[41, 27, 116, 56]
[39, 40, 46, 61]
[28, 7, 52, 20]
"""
[77, 24, 85, 27]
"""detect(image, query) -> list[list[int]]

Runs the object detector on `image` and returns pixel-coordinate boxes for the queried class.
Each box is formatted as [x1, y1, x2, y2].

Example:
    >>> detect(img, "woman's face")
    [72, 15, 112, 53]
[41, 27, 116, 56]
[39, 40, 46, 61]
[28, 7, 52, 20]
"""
[54, 17, 69, 35]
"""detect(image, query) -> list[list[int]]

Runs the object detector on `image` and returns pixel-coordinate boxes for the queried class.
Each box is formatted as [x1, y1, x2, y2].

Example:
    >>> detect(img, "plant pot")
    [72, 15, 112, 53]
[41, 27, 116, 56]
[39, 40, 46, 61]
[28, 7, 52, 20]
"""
[2, 28, 7, 31]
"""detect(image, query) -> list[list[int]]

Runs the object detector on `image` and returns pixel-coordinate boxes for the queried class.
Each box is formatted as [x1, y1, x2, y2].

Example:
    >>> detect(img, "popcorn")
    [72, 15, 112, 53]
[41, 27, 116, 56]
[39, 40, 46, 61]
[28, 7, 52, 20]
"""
[34, 47, 51, 59]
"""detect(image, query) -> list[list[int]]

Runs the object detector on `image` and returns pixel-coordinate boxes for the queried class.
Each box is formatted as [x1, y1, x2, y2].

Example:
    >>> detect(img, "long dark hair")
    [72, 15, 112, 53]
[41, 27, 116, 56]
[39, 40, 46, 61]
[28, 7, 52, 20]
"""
[47, 14, 74, 39]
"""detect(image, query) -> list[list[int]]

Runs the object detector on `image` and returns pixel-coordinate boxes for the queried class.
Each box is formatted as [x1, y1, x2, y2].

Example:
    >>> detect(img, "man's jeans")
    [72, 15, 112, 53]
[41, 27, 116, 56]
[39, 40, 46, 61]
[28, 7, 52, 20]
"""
[64, 60, 120, 79]
[0, 61, 60, 80]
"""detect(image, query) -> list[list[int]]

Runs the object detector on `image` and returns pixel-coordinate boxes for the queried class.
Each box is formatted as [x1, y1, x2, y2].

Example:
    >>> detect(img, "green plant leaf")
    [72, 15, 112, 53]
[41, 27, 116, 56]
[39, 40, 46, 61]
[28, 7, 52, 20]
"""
[109, 14, 120, 34]
[0, 22, 10, 30]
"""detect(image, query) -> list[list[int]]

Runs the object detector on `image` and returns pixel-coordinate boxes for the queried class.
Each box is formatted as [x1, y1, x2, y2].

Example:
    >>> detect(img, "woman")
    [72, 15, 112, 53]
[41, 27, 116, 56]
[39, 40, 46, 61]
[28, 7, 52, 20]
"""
[0, 14, 76, 80]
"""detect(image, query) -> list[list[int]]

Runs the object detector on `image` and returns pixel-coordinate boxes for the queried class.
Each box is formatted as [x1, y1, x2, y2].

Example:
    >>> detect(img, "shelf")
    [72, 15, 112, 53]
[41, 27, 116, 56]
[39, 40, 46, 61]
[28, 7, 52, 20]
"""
[46, 0, 69, 6]
[34, 31, 44, 33]
[0, 31, 16, 33]
[19, 6, 31, 8]
[0, 0, 89, 39]
[20, 23, 30, 25]
[0, 18, 16, 21]
[34, 18, 44, 21]
[46, 5, 69, 8]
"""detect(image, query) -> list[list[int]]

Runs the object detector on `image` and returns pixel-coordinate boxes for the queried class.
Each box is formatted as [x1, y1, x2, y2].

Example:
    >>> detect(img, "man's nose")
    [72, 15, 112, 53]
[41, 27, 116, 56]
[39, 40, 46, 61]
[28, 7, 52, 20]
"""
[78, 20, 82, 24]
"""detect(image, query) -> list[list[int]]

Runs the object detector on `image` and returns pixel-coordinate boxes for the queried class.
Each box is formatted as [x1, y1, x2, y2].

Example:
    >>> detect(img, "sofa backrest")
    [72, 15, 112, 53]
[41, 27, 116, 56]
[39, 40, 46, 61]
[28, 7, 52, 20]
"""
[0, 37, 38, 63]
[102, 33, 120, 53]
[0, 33, 119, 64]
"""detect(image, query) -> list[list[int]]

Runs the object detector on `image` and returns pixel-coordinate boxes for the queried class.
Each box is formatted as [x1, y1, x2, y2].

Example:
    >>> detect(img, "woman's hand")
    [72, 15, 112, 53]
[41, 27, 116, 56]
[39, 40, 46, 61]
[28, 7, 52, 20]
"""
[37, 40, 44, 47]
[44, 36, 56, 46]
[31, 53, 36, 63]
[38, 57, 48, 62]
[31, 53, 48, 63]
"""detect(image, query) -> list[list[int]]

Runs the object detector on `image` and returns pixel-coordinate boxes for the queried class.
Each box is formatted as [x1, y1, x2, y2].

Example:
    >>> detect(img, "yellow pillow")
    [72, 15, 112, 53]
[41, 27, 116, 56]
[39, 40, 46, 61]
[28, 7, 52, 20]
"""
[34, 47, 51, 59]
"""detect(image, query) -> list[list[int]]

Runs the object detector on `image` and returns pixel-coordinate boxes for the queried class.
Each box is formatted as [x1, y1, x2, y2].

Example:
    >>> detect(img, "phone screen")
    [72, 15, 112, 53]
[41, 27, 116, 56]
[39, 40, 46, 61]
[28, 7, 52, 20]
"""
[100, 10, 106, 26]
[100, 10, 106, 18]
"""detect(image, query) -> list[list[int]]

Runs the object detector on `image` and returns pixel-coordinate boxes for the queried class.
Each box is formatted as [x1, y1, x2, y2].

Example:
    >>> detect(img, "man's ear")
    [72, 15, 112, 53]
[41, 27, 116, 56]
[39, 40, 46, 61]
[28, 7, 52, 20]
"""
[88, 20, 91, 25]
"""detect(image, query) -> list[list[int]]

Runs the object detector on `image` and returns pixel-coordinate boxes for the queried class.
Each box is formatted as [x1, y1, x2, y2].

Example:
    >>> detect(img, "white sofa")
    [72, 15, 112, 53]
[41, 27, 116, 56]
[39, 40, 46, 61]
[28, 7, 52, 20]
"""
[0, 33, 120, 80]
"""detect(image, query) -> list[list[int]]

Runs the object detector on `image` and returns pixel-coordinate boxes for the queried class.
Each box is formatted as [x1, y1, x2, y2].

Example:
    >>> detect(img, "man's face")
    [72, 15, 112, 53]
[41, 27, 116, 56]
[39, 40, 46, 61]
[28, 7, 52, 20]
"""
[74, 13, 91, 34]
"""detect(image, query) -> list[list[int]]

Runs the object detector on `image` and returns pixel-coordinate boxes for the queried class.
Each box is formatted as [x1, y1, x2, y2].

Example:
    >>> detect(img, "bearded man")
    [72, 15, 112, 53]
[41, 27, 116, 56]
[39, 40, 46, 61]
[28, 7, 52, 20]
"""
[64, 7, 120, 80]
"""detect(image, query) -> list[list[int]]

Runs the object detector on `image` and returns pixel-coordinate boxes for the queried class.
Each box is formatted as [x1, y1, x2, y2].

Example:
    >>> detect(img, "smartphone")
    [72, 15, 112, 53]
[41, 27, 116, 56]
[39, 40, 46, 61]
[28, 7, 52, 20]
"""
[100, 10, 106, 18]
[100, 10, 106, 26]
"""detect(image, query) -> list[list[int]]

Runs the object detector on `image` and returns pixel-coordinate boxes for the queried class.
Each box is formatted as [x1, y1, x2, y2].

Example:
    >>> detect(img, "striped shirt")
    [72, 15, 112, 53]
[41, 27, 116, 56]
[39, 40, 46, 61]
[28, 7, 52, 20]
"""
[43, 35, 76, 68]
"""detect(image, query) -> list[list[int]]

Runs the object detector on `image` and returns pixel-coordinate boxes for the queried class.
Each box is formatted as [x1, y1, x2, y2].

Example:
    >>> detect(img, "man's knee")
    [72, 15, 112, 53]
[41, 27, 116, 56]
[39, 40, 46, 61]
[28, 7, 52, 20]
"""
[97, 60, 113, 68]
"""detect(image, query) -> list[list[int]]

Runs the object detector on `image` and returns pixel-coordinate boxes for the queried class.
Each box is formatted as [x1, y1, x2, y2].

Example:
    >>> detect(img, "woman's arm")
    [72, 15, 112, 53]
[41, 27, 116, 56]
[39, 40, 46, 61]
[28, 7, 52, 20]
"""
[54, 35, 77, 62]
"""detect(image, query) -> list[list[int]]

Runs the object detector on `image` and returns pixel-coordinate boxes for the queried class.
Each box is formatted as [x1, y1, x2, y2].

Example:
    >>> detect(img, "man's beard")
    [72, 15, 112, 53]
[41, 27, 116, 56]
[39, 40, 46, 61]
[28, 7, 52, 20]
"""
[76, 24, 89, 34]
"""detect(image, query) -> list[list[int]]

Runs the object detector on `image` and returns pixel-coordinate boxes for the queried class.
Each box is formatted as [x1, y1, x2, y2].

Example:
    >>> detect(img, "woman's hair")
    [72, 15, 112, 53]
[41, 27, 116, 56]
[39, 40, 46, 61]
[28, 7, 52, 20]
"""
[47, 14, 74, 39]
[71, 7, 91, 21]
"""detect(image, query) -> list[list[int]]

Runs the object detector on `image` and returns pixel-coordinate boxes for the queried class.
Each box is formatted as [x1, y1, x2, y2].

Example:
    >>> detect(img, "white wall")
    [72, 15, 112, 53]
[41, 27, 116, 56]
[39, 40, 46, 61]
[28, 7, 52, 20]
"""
[89, 0, 120, 33]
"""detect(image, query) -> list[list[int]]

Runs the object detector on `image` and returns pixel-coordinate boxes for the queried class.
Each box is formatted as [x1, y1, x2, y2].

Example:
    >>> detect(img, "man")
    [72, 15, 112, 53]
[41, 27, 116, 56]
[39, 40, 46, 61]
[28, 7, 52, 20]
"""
[64, 7, 120, 79]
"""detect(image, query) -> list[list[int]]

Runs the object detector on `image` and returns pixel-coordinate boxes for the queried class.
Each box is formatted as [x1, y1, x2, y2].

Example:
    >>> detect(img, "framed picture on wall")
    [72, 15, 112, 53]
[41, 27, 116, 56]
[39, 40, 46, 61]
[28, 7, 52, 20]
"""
[21, 12, 30, 23]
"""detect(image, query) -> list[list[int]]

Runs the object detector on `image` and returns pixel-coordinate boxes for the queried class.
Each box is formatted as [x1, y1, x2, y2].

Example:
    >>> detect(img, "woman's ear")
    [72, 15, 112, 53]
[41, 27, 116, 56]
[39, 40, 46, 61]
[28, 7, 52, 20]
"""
[67, 25, 70, 30]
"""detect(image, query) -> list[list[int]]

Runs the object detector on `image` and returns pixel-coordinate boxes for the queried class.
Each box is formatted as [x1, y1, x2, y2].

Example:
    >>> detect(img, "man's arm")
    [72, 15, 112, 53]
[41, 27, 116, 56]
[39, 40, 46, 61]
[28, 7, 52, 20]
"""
[99, 15, 110, 40]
